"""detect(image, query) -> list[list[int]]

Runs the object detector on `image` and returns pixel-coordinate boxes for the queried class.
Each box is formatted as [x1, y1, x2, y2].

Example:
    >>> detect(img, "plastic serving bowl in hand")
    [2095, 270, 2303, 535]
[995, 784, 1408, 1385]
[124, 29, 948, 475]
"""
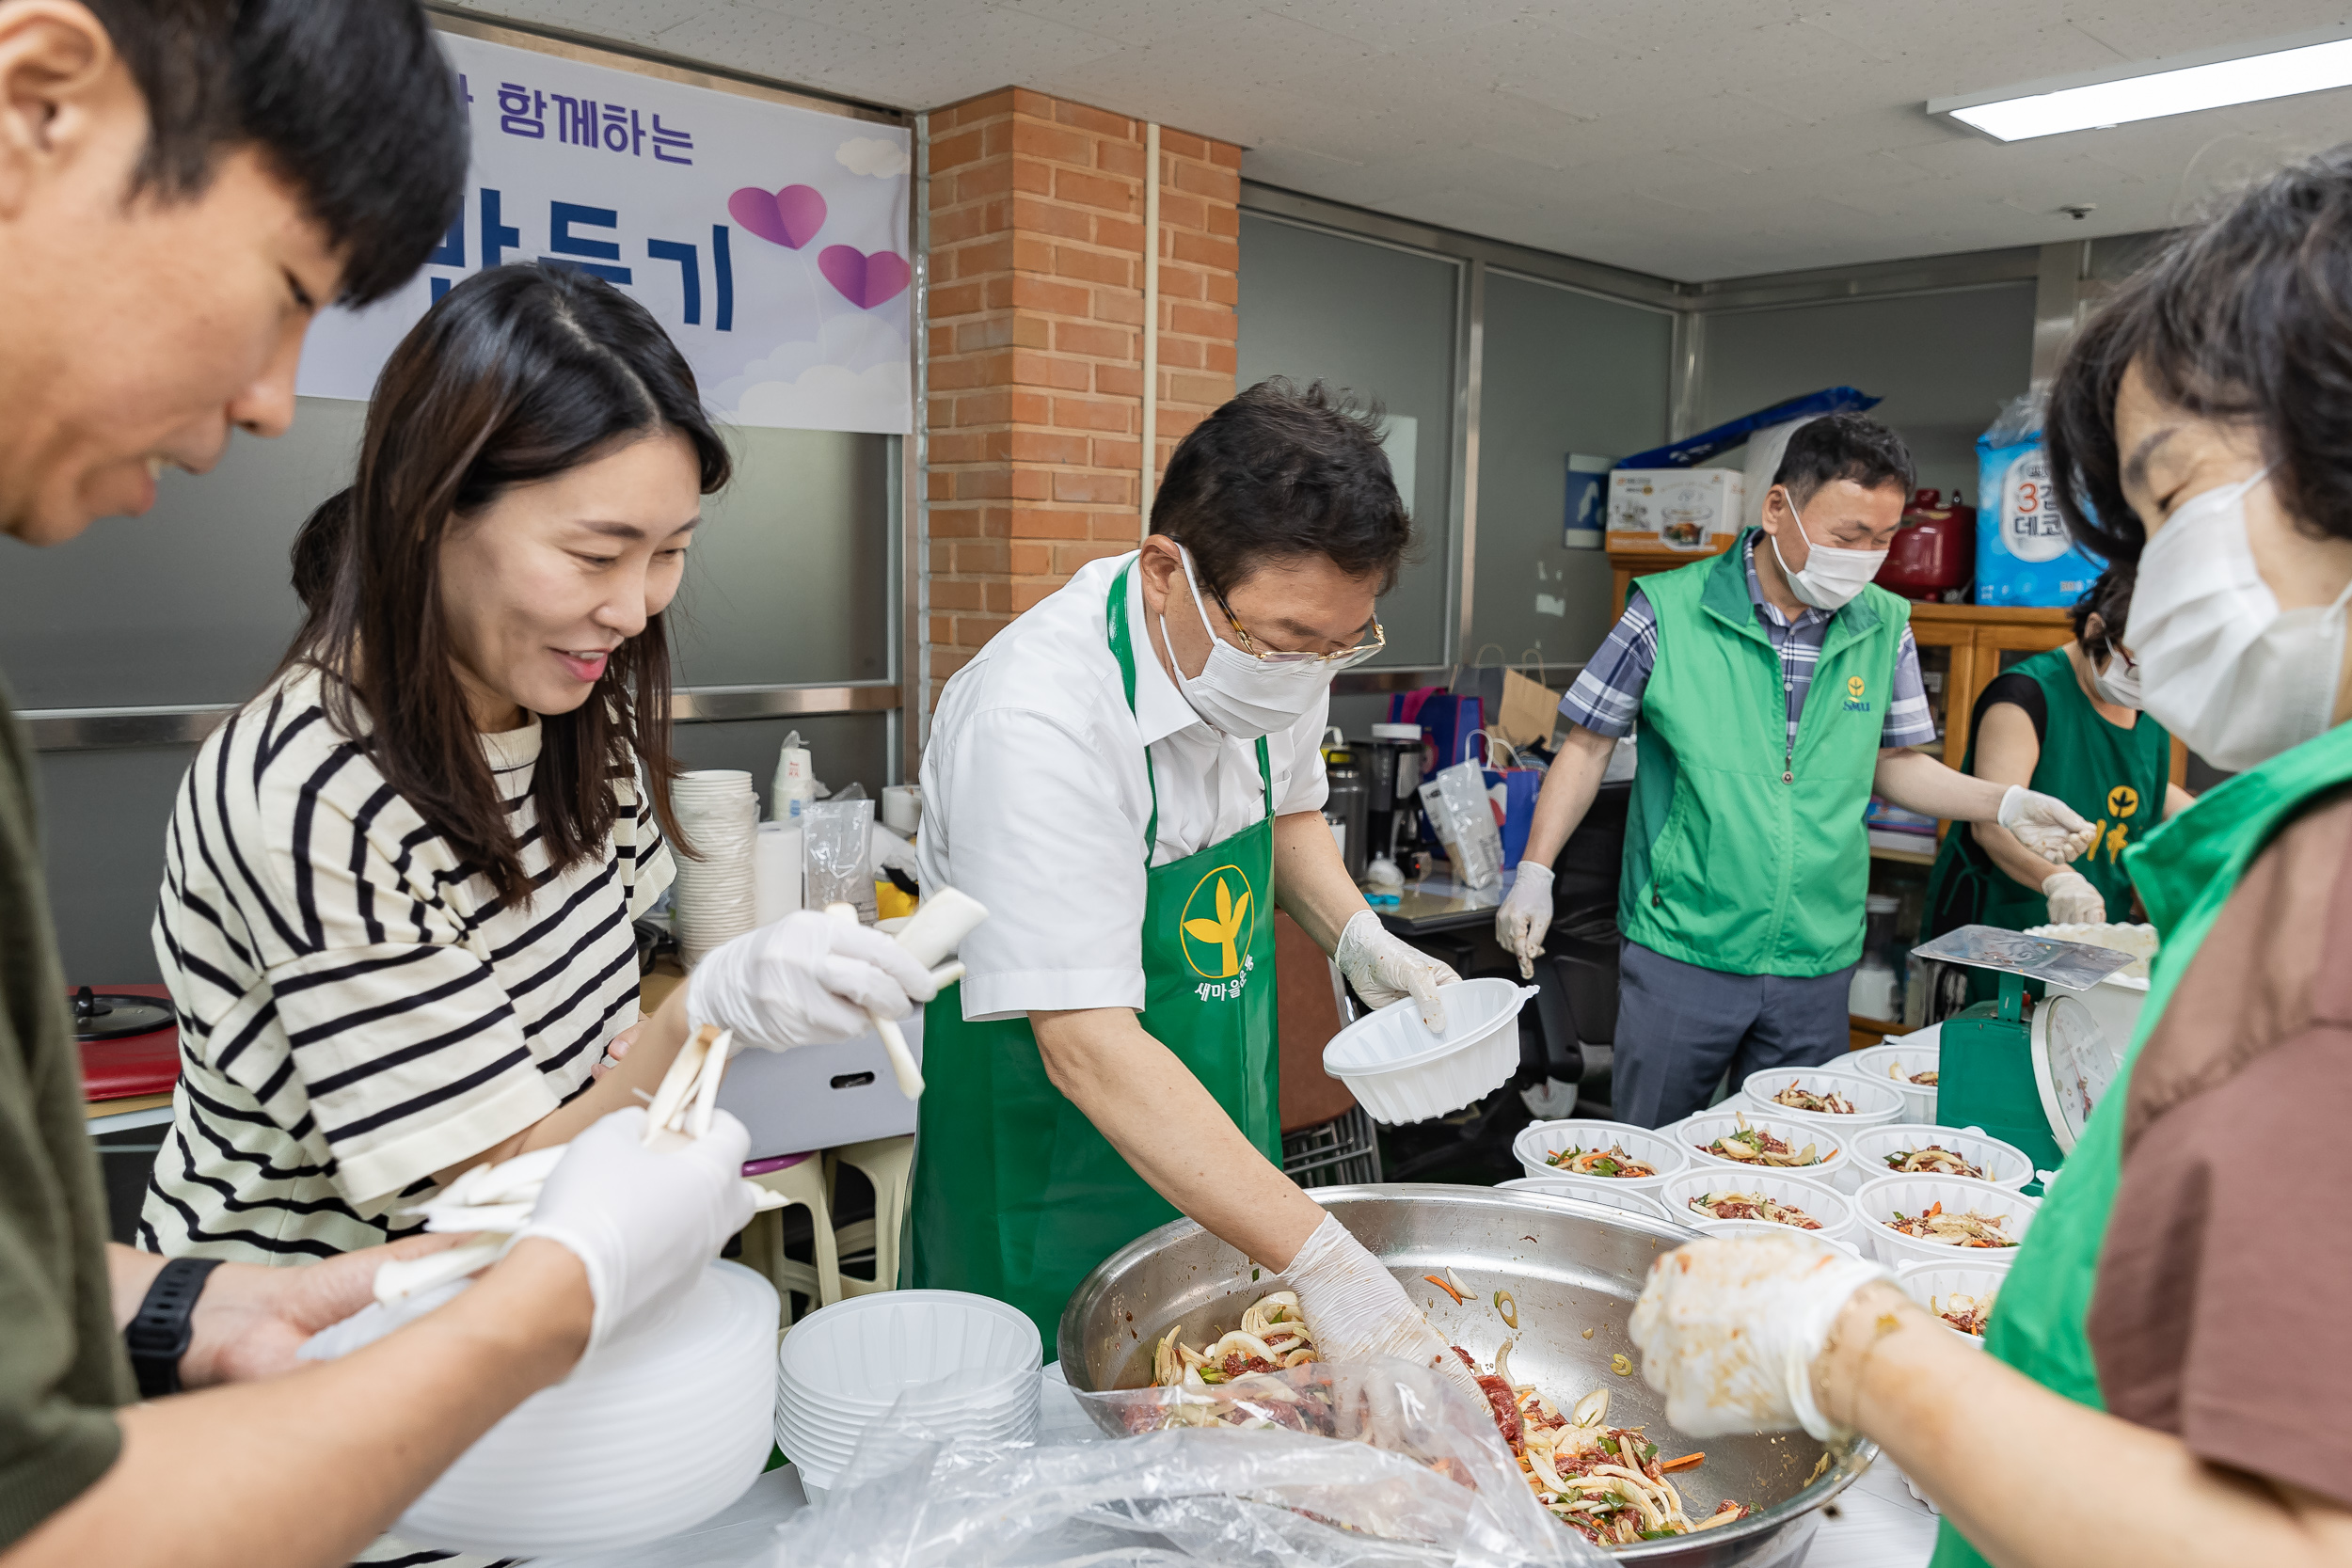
[1509, 1117, 1687, 1191]
[1657, 1167, 1862, 1244]
[1828, 1033, 1942, 1122]
[1496, 1175, 1669, 1221]
[1851, 1173, 2040, 1271]
[1848, 1123, 2034, 1192]
[1674, 1107, 1859, 1194]
[1321, 979, 1535, 1126]
[1895, 1259, 2008, 1347]
[1740, 1067, 1905, 1134]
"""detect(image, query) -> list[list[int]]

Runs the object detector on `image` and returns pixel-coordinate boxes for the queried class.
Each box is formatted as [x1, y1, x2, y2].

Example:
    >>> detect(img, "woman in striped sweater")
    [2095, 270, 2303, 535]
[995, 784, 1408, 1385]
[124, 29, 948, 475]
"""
[141, 263, 932, 1268]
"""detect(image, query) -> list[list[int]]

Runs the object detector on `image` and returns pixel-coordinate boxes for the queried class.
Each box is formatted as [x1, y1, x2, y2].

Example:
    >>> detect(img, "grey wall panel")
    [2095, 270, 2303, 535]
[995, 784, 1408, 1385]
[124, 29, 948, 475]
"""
[35, 745, 197, 986]
[1237, 214, 1459, 668]
[1476, 274, 1673, 664]
[1695, 284, 2036, 506]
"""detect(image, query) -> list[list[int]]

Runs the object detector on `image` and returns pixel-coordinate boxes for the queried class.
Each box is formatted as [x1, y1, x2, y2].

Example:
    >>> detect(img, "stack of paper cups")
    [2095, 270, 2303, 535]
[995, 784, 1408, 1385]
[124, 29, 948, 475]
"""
[671, 770, 759, 966]
[754, 823, 803, 924]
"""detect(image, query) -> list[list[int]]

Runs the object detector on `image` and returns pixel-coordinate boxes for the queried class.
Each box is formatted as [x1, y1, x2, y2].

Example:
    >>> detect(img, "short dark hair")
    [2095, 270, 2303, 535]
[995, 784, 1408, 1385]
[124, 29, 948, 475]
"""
[82, 0, 467, 306]
[1771, 413, 1916, 510]
[1150, 377, 1414, 596]
[2069, 565, 2134, 655]
[2046, 145, 2352, 563]
[290, 264, 732, 904]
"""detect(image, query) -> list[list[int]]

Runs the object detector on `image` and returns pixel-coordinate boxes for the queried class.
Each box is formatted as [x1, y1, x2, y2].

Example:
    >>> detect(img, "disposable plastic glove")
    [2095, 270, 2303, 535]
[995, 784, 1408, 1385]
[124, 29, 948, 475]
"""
[1996, 784, 2098, 865]
[1493, 863, 1554, 980]
[516, 1105, 755, 1353]
[688, 909, 938, 1052]
[1628, 1232, 1887, 1442]
[1280, 1213, 1486, 1405]
[1335, 910, 1461, 1033]
[2040, 866, 2106, 925]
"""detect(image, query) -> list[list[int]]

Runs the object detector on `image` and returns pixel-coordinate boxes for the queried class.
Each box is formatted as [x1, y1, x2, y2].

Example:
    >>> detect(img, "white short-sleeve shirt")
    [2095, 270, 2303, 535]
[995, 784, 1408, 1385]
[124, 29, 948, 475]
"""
[917, 552, 1330, 1022]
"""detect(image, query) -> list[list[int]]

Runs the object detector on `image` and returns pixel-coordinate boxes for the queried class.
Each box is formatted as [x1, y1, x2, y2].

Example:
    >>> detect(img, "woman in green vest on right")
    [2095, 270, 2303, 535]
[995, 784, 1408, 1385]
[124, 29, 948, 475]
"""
[1620, 149, 2352, 1567]
[1923, 566, 2193, 942]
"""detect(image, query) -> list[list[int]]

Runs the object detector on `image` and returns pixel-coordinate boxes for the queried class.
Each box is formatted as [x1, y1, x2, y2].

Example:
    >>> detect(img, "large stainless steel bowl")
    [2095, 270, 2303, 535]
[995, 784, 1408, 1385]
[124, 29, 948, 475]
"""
[1060, 1184, 1874, 1568]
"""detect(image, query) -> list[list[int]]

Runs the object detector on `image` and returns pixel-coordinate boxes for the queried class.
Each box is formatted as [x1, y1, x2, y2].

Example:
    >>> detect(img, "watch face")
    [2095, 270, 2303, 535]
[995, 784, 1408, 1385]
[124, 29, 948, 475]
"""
[2031, 994, 2115, 1152]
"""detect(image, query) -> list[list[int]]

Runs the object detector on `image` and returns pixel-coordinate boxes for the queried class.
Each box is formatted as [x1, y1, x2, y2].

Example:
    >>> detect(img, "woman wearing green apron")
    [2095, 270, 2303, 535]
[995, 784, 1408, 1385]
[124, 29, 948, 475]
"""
[908, 382, 1480, 1383]
[1623, 150, 2352, 1565]
[1924, 568, 2191, 948]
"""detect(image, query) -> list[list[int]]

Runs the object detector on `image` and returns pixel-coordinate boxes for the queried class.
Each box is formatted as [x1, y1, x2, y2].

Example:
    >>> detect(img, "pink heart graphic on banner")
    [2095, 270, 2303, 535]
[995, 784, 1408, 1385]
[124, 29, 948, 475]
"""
[818, 245, 911, 309]
[727, 183, 827, 249]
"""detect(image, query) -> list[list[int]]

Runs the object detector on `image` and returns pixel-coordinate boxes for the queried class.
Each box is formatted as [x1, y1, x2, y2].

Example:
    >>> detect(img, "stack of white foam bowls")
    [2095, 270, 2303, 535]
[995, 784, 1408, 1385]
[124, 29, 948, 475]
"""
[670, 769, 760, 965]
[775, 1291, 1042, 1495]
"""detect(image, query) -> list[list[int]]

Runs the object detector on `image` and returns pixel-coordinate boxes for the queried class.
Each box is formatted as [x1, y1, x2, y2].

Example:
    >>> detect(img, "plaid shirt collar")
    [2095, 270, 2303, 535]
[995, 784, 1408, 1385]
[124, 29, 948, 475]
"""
[1742, 533, 1831, 634]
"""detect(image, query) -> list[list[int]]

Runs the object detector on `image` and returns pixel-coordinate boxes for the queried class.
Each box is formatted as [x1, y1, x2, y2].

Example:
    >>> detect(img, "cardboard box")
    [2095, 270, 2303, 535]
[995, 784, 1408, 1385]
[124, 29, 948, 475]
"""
[1607, 468, 1745, 554]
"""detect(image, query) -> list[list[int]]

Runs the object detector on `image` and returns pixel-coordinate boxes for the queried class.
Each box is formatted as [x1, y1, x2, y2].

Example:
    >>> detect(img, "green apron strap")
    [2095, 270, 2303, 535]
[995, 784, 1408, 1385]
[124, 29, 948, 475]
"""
[1105, 561, 1159, 862]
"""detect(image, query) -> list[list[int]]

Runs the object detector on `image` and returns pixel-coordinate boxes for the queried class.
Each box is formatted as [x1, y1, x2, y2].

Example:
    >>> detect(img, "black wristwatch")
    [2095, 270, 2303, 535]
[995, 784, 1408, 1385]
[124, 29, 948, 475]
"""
[124, 1258, 222, 1398]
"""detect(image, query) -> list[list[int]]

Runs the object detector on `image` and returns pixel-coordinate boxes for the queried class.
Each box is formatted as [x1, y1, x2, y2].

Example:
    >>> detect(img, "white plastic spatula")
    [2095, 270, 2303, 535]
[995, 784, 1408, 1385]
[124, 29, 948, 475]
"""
[823, 887, 988, 1100]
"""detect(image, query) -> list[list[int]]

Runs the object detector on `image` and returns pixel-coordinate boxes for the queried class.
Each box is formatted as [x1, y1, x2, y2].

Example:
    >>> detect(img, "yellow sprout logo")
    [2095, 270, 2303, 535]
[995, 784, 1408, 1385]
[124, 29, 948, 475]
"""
[1180, 865, 1255, 979]
[1846, 675, 1867, 700]
[2107, 785, 2139, 818]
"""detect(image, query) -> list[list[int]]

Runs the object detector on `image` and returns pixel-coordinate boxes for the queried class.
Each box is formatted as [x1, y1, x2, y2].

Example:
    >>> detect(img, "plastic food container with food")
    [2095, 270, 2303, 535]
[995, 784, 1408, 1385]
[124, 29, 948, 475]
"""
[1895, 1259, 2007, 1347]
[1828, 1032, 1941, 1122]
[1740, 1067, 1905, 1134]
[1696, 1216, 1867, 1260]
[1674, 1108, 1858, 1194]
[1851, 1173, 2040, 1271]
[1322, 979, 1536, 1125]
[1508, 1117, 1687, 1192]
[1848, 1123, 2033, 1192]
[1657, 1168, 1862, 1245]
[1496, 1176, 1669, 1222]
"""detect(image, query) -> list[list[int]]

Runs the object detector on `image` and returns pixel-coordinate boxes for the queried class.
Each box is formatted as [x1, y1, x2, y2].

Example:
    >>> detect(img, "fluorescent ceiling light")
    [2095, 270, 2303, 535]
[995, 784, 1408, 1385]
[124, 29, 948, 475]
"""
[1931, 32, 2352, 142]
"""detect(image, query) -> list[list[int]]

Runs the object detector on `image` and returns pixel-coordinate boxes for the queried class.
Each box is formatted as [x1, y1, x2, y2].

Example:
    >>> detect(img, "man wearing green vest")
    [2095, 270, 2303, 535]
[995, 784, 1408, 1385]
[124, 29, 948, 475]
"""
[1623, 148, 2352, 1568]
[1497, 415, 2096, 1127]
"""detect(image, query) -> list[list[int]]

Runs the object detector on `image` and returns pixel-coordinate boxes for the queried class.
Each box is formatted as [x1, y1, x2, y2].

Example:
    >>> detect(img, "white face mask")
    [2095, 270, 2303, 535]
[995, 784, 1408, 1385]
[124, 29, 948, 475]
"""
[2090, 648, 2142, 710]
[1767, 488, 1887, 611]
[2132, 467, 2352, 772]
[1161, 546, 1339, 738]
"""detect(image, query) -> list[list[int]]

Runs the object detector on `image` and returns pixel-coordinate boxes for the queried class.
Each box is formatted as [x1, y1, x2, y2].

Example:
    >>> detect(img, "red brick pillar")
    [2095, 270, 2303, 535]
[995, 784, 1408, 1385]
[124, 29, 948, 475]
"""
[923, 88, 1240, 711]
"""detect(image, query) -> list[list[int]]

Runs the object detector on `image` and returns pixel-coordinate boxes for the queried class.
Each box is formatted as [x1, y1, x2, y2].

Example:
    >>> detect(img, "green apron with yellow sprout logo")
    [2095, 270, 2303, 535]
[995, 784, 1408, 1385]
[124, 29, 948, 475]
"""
[904, 561, 1280, 1346]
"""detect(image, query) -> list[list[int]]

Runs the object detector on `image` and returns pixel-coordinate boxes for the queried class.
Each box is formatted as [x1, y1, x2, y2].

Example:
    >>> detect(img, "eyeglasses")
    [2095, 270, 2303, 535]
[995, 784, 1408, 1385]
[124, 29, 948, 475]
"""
[1182, 546, 1387, 668]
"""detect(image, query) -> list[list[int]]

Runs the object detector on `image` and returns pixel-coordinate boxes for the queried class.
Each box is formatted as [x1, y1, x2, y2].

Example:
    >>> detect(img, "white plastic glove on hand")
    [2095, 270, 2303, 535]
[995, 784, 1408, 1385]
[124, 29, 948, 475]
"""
[2040, 867, 2107, 925]
[687, 909, 938, 1052]
[516, 1105, 755, 1353]
[1494, 863, 1554, 979]
[1628, 1232, 1888, 1442]
[1996, 784, 2099, 865]
[1335, 910, 1461, 1033]
[1281, 1213, 1485, 1405]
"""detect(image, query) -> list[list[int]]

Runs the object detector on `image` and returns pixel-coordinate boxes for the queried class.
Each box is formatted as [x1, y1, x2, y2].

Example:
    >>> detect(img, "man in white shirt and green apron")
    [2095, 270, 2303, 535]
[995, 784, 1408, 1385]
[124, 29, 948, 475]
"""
[911, 379, 1475, 1370]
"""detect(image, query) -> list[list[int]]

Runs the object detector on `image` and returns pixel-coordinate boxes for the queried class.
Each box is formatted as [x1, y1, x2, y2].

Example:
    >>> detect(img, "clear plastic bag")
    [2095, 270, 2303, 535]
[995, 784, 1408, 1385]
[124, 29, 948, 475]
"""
[764, 1358, 1606, 1568]
[803, 798, 876, 920]
[1427, 743, 1504, 891]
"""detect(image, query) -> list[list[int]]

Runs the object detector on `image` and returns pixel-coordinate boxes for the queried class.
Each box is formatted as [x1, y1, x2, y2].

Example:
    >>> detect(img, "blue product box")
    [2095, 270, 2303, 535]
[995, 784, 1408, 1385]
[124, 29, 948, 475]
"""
[1975, 432, 2103, 606]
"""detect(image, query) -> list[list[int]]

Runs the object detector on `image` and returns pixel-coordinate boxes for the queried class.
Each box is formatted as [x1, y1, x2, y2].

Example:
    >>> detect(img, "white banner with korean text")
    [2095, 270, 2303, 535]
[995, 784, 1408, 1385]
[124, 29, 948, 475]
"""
[296, 32, 913, 434]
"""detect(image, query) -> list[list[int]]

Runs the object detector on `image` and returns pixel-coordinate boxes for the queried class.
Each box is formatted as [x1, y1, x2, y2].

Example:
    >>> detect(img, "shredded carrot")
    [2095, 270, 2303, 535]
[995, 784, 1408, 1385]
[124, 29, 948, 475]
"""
[1422, 1273, 1468, 1305]
[1659, 1451, 1707, 1473]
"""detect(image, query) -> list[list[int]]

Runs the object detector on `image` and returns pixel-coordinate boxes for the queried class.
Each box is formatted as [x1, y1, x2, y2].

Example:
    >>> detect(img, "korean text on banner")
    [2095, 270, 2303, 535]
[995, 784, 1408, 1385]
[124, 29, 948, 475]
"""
[296, 32, 914, 436]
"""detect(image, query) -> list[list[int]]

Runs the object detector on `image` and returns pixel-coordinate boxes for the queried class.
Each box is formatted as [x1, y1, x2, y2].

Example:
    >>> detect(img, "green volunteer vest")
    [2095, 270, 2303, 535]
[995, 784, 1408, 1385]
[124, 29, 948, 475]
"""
[1930, 719, 2352, 1568]
[1619, 535, 1909, 978]
[1924, 645, 2173, 938]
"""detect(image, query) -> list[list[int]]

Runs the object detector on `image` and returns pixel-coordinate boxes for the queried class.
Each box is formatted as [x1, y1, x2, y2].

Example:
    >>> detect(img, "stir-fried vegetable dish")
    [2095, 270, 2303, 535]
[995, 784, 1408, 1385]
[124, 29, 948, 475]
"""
[1881, 1145, 1984, 1179]
[1932, 1291, 1993, 1337]
[1486, 1360, 1747, 1545]
[1885, 1201, 2016, 1248]
[1693, 1113, 1833, 1168]
[1886, 1061, 1938, 1085]
[1768, 1080, 1858, 1114]
[1545, 1142, 1660, 1180]
[1152, 1291, 1318, 1386]
[1686, 1189, 1824, 1230]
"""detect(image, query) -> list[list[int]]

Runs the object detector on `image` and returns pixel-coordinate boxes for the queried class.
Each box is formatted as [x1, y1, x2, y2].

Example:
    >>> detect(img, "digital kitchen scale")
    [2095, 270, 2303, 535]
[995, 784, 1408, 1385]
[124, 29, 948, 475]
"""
[1907, 925, 2137, 1176]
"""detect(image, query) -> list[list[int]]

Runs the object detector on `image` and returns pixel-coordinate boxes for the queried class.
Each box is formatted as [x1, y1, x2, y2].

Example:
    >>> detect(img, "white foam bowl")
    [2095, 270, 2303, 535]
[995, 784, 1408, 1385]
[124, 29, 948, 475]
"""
[1695, 1217, 1866, 1260]
[387, 1262, 776, 1555]
[1740, 1067, 1905, 1135]
[1895, 1259, 2008, 1347]
[1673, 1108, 1858, 1194]
[1827, 1034, 1941, 1122]
[774, 1291, 1041, 1480]
[1496, 1176, 1669, 1222]
[1657, 1168, 1861, 1244]
[1509, 1118, 1688, 1191]
[1847, 1123, 2033, 1192]
[1851, 1174, 2039, 1270]
[1322, 979, 1535, 1125]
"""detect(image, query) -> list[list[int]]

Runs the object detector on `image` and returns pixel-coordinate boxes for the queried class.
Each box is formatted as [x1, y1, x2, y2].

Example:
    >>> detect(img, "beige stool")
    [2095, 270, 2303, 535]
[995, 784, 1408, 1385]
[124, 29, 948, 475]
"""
[739, 1152, 840, 1322]
[825, 1134, 914, 1298]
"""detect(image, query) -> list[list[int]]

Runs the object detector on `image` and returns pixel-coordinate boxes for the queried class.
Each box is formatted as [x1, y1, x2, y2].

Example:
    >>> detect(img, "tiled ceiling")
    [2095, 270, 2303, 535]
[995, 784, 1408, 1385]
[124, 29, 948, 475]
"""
[447, 1, 2352, 280]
